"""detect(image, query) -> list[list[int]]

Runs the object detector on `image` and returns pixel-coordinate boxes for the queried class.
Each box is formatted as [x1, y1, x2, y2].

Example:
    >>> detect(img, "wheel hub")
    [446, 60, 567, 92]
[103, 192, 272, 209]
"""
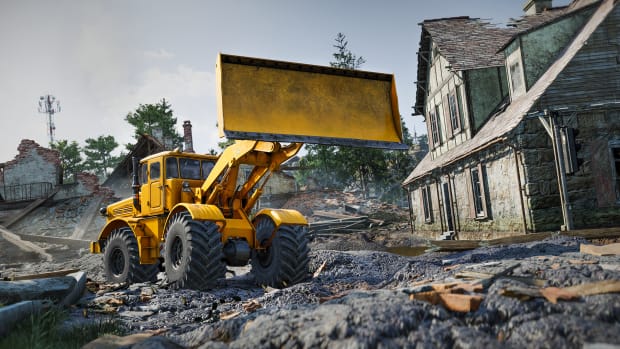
[110, 248, 125, 276]
[170, 236, 184, 270]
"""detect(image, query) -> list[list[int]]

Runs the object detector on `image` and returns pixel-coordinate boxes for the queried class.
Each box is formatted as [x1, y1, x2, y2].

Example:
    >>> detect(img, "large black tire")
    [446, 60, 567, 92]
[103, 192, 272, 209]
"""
[163, 212, 226, 290]
[251, 217, 310, 288]
[103, 227, 159, 284]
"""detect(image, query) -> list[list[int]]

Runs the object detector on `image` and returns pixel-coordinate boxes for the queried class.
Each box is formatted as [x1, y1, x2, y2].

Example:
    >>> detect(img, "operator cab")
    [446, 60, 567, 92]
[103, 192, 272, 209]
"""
[138, 151, 217, 215]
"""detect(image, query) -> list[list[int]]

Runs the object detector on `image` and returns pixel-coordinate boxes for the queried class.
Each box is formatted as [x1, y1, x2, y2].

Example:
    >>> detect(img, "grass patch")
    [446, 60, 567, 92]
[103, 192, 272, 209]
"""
[0, 306, 125, 349]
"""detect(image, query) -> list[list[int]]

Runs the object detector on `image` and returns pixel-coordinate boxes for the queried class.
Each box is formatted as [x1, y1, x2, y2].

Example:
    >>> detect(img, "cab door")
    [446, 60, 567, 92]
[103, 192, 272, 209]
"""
[148, 160, 163, 214]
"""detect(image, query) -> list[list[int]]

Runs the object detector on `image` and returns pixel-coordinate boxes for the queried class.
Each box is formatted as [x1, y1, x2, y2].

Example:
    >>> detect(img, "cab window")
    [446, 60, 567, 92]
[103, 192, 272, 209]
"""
[180, 158, 201, 179]
[150, 162, 161, 180]
[140, 163, 148, 184]
[166, 157, 179, 179]
[202, 161, 214, 179]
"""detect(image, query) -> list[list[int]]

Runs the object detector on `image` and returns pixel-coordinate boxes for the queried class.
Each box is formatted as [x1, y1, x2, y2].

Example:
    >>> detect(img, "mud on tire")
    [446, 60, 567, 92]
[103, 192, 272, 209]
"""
[163, 212, 226, 290]
[103, 227, 159, 284]
[251, 217, 310, 288]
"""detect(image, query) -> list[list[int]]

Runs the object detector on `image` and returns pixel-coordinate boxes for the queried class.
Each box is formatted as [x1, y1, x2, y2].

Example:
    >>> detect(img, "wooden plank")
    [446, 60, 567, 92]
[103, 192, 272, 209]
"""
[7, 269, 81, 281]
[580, 243, 620, 256]
[409, 291, 484, 313]
[427, 240, 480, 251]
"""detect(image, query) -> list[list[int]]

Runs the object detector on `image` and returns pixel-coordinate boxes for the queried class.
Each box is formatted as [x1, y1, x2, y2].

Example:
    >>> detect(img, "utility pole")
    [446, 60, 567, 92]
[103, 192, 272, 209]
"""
[38, 94, 61, 145]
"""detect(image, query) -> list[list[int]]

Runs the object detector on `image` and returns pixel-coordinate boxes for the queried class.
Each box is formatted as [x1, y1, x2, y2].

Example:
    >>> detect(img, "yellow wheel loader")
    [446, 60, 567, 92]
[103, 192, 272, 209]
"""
[90, 54, 406, 290]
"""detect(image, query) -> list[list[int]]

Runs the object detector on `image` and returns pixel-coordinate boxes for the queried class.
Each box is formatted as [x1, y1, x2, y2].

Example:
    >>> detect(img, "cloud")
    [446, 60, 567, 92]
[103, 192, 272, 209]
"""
[135, 65, 215, 100]
[144, 48, 175, 60]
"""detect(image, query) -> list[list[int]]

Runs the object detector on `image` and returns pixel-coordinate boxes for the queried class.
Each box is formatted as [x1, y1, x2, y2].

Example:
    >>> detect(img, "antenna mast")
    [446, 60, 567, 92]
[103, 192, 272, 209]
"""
[38, 94, 61, 144]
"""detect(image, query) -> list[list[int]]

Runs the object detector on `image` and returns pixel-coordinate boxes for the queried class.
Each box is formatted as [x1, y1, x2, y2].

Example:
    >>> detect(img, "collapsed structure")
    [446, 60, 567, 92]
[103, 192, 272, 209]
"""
[404, 0, 620, 239]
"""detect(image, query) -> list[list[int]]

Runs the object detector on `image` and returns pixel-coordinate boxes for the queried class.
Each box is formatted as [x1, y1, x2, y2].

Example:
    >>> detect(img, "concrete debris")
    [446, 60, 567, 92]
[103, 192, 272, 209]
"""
[0, 300, 52, 337]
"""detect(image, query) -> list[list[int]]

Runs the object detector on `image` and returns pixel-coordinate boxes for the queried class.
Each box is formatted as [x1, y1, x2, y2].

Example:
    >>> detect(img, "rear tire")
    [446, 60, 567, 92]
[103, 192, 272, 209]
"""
[163, 212, 226, 290]
[103, 227, 158, 284]
[251, 217, 309, 288]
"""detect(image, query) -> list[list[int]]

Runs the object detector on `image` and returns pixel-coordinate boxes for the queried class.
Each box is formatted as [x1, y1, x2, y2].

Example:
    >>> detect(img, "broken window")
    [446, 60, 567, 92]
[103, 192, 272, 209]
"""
[611, 146, 620, 202]
[469, 164, 488, 219]
[420, 185, 433, 223]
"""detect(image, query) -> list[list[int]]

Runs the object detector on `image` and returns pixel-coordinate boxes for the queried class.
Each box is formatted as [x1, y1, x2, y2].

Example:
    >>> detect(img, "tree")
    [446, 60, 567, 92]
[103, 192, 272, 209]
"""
[125, 98, 183, 150]
[83, 135, 121, 179]
[50, 139, 83, 183]
[330, 32, 366, 69]
[298, 33, 422, 202]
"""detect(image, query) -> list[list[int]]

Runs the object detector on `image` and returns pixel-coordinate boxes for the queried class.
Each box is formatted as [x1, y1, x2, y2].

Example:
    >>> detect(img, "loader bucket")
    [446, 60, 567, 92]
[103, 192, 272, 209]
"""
[216, 54, 406, 149]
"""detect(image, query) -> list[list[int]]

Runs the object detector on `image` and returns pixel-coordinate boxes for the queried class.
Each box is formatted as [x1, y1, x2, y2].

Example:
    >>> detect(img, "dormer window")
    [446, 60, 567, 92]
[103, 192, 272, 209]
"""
[507, 50, 526, 98]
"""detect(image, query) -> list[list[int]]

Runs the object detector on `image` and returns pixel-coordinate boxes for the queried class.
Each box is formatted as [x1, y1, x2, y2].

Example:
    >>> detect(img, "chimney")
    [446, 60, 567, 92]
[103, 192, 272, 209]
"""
[523, 0, 553, 15]
[183, 120, 194, 153]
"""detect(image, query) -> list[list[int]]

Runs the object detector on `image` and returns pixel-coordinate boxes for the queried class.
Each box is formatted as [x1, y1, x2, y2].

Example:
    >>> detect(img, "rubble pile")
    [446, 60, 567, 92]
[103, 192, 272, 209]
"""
[282, 190, 417, 250]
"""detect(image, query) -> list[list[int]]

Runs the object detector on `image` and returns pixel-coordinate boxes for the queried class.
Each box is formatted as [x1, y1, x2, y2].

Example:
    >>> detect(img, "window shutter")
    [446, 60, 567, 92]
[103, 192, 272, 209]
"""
[466, 169, 476, 219]
[443, 95, 453, 139]
[477, 163, 488, 218]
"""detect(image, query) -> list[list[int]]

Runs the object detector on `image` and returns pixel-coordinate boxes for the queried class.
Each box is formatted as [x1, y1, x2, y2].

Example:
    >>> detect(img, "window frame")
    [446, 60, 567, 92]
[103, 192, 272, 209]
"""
[448, 91, 461, 135]
[428, 107, 441, 148]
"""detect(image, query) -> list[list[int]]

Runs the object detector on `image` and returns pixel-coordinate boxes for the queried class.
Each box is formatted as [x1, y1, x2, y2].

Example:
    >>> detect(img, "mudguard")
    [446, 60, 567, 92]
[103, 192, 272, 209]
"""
[254, 208, 308, 228]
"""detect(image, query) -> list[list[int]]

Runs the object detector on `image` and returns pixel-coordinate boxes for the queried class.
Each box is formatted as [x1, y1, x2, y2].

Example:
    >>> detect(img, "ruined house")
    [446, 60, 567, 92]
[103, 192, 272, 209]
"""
[403, 0, 620, 239]
[0, 139, 62, 202]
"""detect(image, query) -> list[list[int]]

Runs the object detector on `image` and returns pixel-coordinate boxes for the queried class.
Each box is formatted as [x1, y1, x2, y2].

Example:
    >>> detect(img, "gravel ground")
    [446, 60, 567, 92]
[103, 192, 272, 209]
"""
[25, 235, 613, 348]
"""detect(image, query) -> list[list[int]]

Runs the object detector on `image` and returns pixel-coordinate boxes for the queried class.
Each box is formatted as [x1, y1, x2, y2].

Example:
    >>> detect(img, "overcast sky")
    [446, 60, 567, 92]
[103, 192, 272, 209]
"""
[0, 0, 571, 161]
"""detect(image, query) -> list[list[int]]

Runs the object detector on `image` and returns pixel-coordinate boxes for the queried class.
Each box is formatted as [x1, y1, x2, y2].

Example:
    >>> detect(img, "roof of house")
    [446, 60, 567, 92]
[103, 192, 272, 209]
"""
[404, 0, 615, 186]
[103, 134, 165, 185]
[414, 18, 517, 115]
[413, 0, 602, 116]
[499, 0, 602, 50]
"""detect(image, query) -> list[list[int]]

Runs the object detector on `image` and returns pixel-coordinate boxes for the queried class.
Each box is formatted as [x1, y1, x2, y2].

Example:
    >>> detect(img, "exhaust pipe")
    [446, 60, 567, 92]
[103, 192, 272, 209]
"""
[132, 157, 141, 212]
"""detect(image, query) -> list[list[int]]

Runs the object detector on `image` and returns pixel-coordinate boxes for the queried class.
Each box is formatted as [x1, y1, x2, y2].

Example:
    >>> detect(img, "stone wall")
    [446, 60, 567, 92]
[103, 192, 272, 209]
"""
[516, 109, 620, 231]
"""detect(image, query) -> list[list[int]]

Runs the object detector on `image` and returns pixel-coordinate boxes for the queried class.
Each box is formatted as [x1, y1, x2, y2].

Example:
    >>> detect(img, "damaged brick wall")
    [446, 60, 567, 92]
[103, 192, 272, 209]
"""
[55, 171, 114, 201]
[1, 139, 61, 187]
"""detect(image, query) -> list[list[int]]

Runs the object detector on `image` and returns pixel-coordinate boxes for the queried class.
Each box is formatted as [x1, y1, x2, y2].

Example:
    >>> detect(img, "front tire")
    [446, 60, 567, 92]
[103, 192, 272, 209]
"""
[163, 212, 226, 290]
[103, 227, 158, 284]
[251, 217, 310, 288]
